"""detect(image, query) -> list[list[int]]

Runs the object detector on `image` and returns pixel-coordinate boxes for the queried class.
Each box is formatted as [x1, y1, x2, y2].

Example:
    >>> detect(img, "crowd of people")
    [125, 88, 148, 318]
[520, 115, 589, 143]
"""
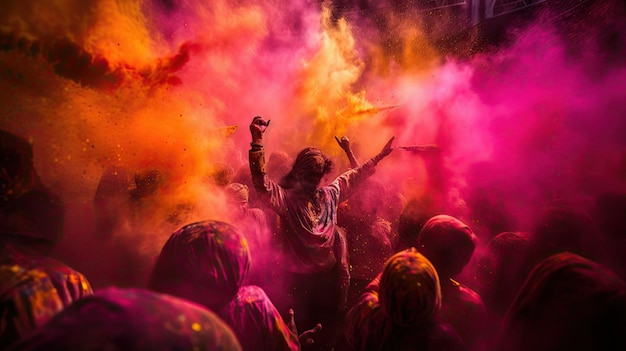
[1, 115, 625, 351]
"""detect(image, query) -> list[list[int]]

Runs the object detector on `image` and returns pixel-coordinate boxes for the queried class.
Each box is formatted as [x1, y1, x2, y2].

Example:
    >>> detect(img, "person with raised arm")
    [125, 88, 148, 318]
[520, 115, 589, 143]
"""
[248, 116, 394, 350]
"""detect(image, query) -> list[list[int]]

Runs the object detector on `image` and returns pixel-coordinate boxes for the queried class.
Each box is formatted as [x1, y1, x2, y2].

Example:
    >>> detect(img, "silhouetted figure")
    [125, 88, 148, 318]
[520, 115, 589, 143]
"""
[223, 182, 275, 290]
[417, 215, 488, 351]
[205, 162, 235, 188]
[529, 204, 604, 266]
[93, 165, 198, 288]
[232, 162, 260, 208]
[494, 252, 626, 351]
[473, 231, 531, 338]
[344, 248, 465, 351]
[593, 191, 626, 281]
[93, 165, 131, 240]
[8, 287, 243, 351]
[148, 220, 305, 351]
[0, 130, 93, 349]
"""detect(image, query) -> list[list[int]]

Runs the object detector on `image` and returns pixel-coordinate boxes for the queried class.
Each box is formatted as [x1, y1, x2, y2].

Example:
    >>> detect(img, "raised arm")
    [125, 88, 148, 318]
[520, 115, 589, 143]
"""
[248, 116, 289, 216]
[335, 136, 360, 168]
[332, 136, 395, 203]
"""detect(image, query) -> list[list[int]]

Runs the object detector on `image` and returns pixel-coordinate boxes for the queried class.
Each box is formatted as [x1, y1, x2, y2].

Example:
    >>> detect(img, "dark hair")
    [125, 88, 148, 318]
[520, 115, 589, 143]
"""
[279, 147, 333, 189]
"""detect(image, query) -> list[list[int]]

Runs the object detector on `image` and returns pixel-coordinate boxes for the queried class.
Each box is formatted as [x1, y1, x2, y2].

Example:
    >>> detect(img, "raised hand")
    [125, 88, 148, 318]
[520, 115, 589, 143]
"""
[378, 136, 395, 158]
[249, 116, 270, 142]
[334, 136, 351, 152]
[287, 308, 322, 348]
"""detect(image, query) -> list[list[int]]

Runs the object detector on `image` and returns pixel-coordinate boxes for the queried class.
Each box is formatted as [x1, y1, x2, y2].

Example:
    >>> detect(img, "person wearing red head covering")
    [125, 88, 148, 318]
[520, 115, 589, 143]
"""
[8, 287, 243, 351]
[417, 215, 488, 351]
[344, 248, 465, 351]
[248, 116, 395, 350]
[0, 130, 93, 349]
[473, 231, 531, 339]
[495, 252, 626, 351]
[148, 220, 306, 351]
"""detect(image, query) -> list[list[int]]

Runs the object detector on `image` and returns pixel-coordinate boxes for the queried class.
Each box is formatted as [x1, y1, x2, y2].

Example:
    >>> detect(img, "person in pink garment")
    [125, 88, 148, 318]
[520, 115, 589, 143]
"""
[0, 130, 93, 349]
[417, 215, 488, 351]
[9, 287, 243, 351]
[149, 219, 314, 351]
[494, 252, 626, 351]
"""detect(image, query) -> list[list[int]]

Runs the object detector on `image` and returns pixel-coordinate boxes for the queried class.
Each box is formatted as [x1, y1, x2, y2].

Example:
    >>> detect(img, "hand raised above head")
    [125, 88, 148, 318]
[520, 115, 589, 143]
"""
[379, 136, 395, 158]
[250, 116, 270, 141]
[370, 136, 395, 165]
[334, 136, 351, 152]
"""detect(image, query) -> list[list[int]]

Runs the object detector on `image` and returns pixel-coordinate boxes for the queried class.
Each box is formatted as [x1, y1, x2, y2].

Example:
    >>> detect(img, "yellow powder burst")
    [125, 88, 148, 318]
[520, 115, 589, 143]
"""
[83, 0, 161, 68]
[294, 4, 367, 151]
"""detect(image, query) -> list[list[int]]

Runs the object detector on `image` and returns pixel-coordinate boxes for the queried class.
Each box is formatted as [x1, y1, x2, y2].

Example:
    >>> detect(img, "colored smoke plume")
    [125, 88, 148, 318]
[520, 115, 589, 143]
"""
[0, 0, 624, 289]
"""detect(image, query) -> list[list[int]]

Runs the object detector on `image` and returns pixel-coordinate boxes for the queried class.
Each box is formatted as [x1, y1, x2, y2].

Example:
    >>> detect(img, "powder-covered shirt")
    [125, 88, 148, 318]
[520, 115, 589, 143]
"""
[219, 285, 300, 351]
[249, 148, 376, 275]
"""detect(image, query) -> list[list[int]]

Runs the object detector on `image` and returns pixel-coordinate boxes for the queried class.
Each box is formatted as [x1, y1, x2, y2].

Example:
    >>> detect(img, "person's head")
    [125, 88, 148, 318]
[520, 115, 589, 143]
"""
[207, 163, 234, 187]
[224, 182, 249, 214]
[476, 231, 532, 317]
[417, 214, 477, 278]
[497, 252, 626, 351]
[231, 163, 260, 208]
[9, 287, 242, 351]
[531, 204, 601, 264]
[131, 168, 164, 199]
[396, 197, 438, 251]
[267, 150, 293, 181]
[0, 130, 64, 254]
[280, 147, 333, 191]
[149, 220, 250, 310]
[379, 248, 442, 327]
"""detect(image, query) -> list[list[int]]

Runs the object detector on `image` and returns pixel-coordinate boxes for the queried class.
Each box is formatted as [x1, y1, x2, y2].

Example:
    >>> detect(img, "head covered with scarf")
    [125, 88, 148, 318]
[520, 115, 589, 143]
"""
[224, 183, 249, 204]
[279, 147, 333, 190]
[379, 248, 442, 327]
[0, 130, 64, 248]
[531, 204, 603, 264]
[9, 287, 242, 351]
[476, 231, 531, 318]
[149, 220, 250, 310]
[418, 215, 477, 278]
[496, 252, 626, 351]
